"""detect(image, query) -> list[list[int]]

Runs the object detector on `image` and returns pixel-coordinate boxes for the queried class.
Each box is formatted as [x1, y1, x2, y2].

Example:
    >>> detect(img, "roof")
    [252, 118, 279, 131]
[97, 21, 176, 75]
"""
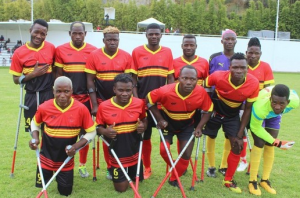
[137, 17, 165, 29]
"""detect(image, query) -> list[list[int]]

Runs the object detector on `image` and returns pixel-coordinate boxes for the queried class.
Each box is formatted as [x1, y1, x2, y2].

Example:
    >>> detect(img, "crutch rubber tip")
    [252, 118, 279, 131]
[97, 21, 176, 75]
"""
[10, 173, 14, 178]
[190, 187, 195, 191]
[196, 179, 200, 183]
[246, 172, 250, 175]
[200, 180, 204, 182]
[96, 166, 100, 169]
[150, 196, 155, 198]
[93, 177, 97, 182]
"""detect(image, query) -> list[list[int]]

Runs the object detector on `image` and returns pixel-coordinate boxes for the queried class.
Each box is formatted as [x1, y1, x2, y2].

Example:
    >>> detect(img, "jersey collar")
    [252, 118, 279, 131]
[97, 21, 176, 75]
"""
[70, 41, 86, 51]
[111, 96, 132, 110]
[54, 98, 74, 113]
[228, 73, 246, 90]
[102, 47, 118, 59]
[26, 41, 45, 52]
[181, 55, 199, 65]
[248, 60, 260, 71]
[144, 44, 161, 54]
[175, 83, 193, 100]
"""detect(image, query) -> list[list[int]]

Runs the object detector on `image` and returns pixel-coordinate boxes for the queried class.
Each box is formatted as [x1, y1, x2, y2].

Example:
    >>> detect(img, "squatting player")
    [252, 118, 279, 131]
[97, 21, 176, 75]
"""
[96, 74, 147, 192]
[203, 53, 259, 193]
[85, 26, 133, 180]
[248, 84, 299, 195]
[131, 23, 174, 179]
[9, 19, 55, 132]
[55, 21, 97, 178]
[146, 65, 213, 187]
[29, 76, 96, 196]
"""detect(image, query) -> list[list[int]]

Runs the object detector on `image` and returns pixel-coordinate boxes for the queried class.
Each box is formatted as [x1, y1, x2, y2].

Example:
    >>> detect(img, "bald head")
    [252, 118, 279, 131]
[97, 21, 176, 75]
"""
[54, 76, 73, 90]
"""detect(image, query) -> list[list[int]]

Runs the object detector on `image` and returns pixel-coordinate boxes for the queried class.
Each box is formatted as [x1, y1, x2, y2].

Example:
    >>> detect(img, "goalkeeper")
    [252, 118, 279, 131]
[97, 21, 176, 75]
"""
[248, 84, 299, 196]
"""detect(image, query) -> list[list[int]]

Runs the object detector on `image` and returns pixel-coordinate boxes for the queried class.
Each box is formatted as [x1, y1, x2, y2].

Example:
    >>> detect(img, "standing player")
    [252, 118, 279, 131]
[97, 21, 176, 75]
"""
[203, 53, 259, 193]
[9, 19, 55, 132]
[130, 23, 174, 179]
[206, 29, 238, 177]
[85, 26, 133, 179]
[248, 85, 299, 195]
[146, 65, 213, 187]
[29, 76, 96, 196]
[55, 21, 97, 178]
[96, 74, 147, 192]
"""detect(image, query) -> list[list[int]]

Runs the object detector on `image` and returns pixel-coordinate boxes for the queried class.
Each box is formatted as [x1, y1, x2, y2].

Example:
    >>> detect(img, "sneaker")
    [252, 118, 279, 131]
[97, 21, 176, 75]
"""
[260, 179, 276, 194]
[237, 161, 249, 172]
[223, 179, 242, 193]
[106, 169, 112, 180]
[78, 165, 89, 178]
[206, 167, 217, 177]
[168, 179, 179, 188]
[218, 167, 227, 176]
[144, 167, 152, 180]
[249, 181, 261, 195]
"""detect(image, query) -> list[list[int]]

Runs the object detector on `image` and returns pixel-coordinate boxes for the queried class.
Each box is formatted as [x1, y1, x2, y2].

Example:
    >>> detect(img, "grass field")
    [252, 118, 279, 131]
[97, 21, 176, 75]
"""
[0, 67, 299, 198]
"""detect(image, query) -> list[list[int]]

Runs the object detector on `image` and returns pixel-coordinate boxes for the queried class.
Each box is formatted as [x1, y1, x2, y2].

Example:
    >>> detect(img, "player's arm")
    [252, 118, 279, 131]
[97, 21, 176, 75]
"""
[97, 123, 117, 139]
[66, 129, 96, 156]
[237, 101, 253, 139]
[146, 94, 167, 130]
[55, 67, 63, 79]
[86, 73, 98, 116]
[167, 73, 174, 84]
[195, 111, 212, 137]
[132, 73, 138, 97]
[29, 119, 41, 150]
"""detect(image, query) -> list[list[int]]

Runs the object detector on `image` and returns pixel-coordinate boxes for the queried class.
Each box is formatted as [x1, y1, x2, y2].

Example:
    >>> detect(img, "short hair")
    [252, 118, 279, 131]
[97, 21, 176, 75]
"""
[179, 65, 198, 77]
[183, 34, 196, 42]
[230, 52, 246, 62]
[271, 84, 290, 99]
[32, 19, 48, 29]
[70, 21, 85, 31]
[114, 73, 133, 86]
[248, 37, 261, 49]
[54, 76, 73, 89]
[146, 23, 161, 31]
[103, 26, 120, 36]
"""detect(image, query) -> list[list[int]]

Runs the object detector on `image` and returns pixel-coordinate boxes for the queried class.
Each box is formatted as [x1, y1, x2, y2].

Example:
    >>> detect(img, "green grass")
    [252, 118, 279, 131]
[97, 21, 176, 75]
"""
[0, 67, 299, 198]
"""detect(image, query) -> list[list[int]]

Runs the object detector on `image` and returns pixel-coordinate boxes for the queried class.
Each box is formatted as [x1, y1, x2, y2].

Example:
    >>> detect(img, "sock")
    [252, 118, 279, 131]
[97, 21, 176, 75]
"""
[249, 146, 263, 181]
[170, 158, 189, 181]
[262, 145, 275, 180]
[142, 139, 152, 169]
[220, 138, 231, 168]
[240, 136, 248, 161]
[206, 136, 215, 168]
[102, 142, 111, 169]
[224, 151, 240, 181]
[160, 141, 172, 166]
[79, 144, 89, 165]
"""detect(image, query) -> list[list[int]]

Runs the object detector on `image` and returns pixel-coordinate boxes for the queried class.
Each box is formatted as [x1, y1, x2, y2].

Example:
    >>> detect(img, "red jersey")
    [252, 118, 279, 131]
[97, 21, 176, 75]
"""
[173, 56, 209, 86]
[85, 47, 132, 102]
[96, 97, 146, 168]
[148, 83, 213, 132]
[205, 71, 259, 117]
[9, 41, 55, 93]
[248, 60, 274, 90]
[33, 98, 95, 171]
[131, 45, 174, 99]
[55, 42, 97, 103]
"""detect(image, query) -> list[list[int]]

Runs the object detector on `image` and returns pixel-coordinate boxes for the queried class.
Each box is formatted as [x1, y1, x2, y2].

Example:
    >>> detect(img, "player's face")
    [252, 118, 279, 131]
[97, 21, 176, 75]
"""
[54, 83, 73, 109]
[29, 23, 48, 48]
[69, 25, 86, 48]
[178, 68, 197, 94]
[246, 46, 261, 66]
[146, 29, 162, 46]
[270, 95, 289, 114]
[182, 38, 197, 58]
[113, 82, 133, 105]
[103, 33, 119, 52]
[230, 59, 248, 81]
[221, 33, 237, 51]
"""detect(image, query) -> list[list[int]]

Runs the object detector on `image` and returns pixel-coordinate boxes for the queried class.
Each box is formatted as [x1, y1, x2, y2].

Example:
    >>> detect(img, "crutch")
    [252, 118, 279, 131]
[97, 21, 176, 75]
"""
[149, 110, 187, 198]
[135, 134, 143, 198]
[36, 91, 40, 107]
[190, 136, 201, 190]
[100, 136, 141, 198]
[92, 137, 97, 181]
[200, 135, 206, 182]
[36, 141, 91, 198]
[189, 158, 199, 182]
[96, 136, 100, 169]
[10, 83, 29, 177]
[245, 128, 252, 175]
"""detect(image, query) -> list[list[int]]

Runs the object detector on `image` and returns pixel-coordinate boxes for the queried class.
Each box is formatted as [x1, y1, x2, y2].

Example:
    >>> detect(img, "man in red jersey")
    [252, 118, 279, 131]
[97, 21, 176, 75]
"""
[96, 74, 147, 192]
[55, 21, 97, 178]
[146, 65, 213, 187]
[85, 26, 133, 180]
[29, 76, 96, 196]
[9, 19, 55, 132]
[130, 23, 174, 179]
[203, 53, 259, 193]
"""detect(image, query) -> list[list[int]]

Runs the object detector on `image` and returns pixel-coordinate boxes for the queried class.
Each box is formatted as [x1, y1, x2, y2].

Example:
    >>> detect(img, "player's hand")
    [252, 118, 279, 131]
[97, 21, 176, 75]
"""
[29, 138, 40, 150]
[136, 118, 145, 134]
[65, 145, 76, 157]
[194, 127, 203, 138]
[31, 61, 50, 77]
[273, 139, 295, 150]
[104, 122, 117, 139]
[91, 106, 98, 116]
[233, 137, 243, 153]
[157, 119, 168, 130]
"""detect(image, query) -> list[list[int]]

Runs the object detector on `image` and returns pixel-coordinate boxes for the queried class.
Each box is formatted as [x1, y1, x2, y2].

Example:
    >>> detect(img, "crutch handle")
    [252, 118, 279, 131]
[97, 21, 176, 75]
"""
[66, 145, 72, 150]
[109, 138, 117, 149]
[20, 104, 29, 110]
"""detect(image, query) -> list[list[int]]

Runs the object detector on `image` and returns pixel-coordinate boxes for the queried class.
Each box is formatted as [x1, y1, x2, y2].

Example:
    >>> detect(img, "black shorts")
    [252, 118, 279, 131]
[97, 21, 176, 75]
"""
[144, 110, 156, 140]
[110, 162, 144, 183]
[163, 124, 194, 144]
[24, 90, 53, 132]
[203, 113, 240, 138]
[35, 167, 73, 188]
